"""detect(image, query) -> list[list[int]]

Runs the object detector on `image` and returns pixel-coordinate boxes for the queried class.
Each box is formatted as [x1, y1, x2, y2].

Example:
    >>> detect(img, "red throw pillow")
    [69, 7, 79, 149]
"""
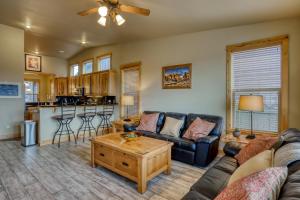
[183, 117, 215, 141]
[215, 167, 288, 200]
[235, 136, 278, 165]
[136, 113, 159, 132]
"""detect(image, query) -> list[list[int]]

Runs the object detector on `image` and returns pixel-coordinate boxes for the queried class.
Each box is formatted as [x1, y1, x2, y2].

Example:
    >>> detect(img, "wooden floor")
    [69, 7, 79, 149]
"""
[0, 140, 216, 200]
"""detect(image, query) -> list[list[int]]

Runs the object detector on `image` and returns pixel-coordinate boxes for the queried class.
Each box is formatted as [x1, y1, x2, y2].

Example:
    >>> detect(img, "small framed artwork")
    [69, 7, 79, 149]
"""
[25, 54, 42, 72]
[162, 63, 192, 89]
[0, 82, 22, 98]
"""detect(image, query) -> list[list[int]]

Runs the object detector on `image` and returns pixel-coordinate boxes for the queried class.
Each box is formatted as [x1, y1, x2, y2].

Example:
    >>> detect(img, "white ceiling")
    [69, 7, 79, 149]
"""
[0, 0, 300, 59]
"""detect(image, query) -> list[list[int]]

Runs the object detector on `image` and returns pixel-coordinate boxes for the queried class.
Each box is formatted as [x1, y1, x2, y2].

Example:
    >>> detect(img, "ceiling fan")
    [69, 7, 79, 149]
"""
[78, 0, 150, 27]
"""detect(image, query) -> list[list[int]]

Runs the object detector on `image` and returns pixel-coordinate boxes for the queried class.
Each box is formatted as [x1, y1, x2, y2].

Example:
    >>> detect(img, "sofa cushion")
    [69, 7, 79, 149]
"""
[191, 167, 232, 199]
[213, 156, 239, 175]
[274, 142, 300, 167]
[228, 150, 273, 185]
[279, 170, 300, 199]
[143, 111, 165, 133]
[181, 191, 210, 200]
[160, 116, 184, 137]
[183, 117, 216, 141]
[164, 112, 187, 136]
[215, 167, 288, 200]
[136, 113, 159, 132]
[186, 114, 223, 137]
[157, 134, 196, 151]
[235, 136, 277, 165]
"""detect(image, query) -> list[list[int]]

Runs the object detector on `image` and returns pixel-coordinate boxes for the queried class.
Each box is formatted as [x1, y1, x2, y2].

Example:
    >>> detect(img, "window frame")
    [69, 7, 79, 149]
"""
[97, 53, 112, 72]
[120, 62, 141, 118]
[226, 35, 289, 134]
[24, 79, 40, 103]
[82, 59, 94, 74]
[70, 63, 79, 77]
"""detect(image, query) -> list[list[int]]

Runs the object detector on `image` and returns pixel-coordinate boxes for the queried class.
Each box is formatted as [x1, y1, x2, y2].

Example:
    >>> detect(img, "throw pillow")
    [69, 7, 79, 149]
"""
[235, 136, 277, 165]
[136, 113, 159, 132]
[274, 142, 300, 167]
[160, 117, 184, 137]
[183, 117, 215, 141]
[215, 167, 288, 200]
[228, 149, 273, 185]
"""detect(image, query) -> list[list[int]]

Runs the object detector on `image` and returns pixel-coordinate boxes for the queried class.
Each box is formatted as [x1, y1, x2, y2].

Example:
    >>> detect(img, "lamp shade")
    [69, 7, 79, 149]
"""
[122, 96, 134, 106]
[239, 95, 264, 112]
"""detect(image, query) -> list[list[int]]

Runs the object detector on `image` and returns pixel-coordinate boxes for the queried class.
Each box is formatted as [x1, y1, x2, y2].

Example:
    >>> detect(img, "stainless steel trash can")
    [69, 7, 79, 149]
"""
[21, 120, 36, 147]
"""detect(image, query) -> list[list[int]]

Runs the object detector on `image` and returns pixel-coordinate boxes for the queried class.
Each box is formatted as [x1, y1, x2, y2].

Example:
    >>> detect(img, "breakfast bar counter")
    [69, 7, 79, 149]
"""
[30, 104, 119, 146]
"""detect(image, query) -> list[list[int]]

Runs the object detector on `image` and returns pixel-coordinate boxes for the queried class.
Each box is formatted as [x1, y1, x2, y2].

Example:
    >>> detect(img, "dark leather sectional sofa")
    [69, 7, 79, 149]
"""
[124, 111, 223, 167]
[182, 128, 300, 199]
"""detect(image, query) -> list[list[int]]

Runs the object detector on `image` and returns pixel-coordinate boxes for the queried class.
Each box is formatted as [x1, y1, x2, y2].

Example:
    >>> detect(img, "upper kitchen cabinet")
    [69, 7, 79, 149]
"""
[90, 70, 116, 96]
[55, 77, 68, 96]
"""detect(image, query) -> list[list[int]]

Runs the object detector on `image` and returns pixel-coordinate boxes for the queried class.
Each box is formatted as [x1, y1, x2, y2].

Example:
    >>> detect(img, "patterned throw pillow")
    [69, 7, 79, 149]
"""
[160, 117, 184, 137]
[136, 113, 159, 132]
[215, 167, 288, 200]
[183, 117, 215, 141]
[228, 150, 273, 185]
[235, 137, 278, 165]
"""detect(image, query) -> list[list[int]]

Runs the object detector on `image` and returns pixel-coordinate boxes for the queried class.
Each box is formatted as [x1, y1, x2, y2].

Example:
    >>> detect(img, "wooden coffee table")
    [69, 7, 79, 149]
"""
[90, 133, 173, 193]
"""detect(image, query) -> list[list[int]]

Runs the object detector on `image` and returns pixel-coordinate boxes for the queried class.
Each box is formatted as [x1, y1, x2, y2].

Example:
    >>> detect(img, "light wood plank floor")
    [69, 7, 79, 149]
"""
[0, 140, 217, 200]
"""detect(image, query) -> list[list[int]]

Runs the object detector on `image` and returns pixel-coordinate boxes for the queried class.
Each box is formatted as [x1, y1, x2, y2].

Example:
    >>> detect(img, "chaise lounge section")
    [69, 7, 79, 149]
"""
[124, 111, 223, 167]
[182, 128, 300, 199]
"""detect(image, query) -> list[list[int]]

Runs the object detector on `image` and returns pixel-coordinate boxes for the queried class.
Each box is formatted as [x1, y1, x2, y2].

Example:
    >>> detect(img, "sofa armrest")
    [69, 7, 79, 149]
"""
[194, 135, 220, 167]
[123, 123, 138, 132]
[196, 135, 219, 144]
[223, 142, 242, 157]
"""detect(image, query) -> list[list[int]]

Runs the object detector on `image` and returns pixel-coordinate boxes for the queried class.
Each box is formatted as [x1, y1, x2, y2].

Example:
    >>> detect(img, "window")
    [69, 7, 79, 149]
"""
[227, 36, 288, 133]
[121, 63, 141, 117]
[98, 54, 111, 71]
[24, 80, 39, 102]
[70, 64, 79, 76]
[82, 60, 93, 74]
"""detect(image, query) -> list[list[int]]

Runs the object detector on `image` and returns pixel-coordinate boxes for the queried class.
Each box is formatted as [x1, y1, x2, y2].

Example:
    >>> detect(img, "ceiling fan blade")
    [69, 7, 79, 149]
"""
[78, 7, 98, 16]
[119, 4, 150, 16]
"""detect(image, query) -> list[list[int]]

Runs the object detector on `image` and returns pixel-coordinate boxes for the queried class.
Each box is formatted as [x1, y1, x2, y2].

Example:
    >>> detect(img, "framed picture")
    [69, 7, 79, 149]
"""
[0, 82, 22, 98]
[162, 63, 192, 89]
[25, 54, 42, 72]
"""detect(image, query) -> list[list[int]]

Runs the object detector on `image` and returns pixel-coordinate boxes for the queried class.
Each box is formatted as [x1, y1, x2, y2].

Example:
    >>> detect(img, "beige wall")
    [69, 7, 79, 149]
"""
[41, 56, 68, 76]
[0, 24, 24, 138]
[69, 17, 300, 129]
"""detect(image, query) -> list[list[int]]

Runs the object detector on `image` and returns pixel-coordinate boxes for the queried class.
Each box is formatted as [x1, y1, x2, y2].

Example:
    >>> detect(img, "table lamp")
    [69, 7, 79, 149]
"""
[238, 95, 264, 139]
[122, 95, 134, 122]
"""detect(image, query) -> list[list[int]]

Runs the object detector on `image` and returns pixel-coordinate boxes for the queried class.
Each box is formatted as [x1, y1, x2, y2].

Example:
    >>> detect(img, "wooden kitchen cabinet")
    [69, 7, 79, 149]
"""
[90, 70, 116, 96]
[82, 74, 92, 96]
[55, 77, 68, 96]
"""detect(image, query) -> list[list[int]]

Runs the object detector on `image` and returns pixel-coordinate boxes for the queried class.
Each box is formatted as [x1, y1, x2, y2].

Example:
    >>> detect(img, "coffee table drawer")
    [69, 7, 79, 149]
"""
[114, 151, 137, 177]
[94, 144, 113, 166]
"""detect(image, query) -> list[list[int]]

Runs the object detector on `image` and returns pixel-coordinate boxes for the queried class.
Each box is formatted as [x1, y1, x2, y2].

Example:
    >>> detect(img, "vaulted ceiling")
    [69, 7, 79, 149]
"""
[0, 0, 300, 59]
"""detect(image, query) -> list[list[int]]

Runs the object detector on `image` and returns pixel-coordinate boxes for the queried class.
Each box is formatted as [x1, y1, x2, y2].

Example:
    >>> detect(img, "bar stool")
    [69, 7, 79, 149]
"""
[76, 103, 97, 142]
[96, 105, 114, 135]
[52, 102, 77, 148]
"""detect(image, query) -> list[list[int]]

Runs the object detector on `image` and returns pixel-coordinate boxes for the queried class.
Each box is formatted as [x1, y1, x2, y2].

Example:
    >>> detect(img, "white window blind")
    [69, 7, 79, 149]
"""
[82, 60, 93, 74]
[232, 45, 282, 132]
[121, 67, 140, 117]
[98, 55, 111, 71]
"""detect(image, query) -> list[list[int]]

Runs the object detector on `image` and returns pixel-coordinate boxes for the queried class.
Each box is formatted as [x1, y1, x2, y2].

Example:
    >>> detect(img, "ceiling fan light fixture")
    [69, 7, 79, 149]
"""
[98, 6, 108, 17]
[115, 14, 126, 26]
[98, 16, 107, 26]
